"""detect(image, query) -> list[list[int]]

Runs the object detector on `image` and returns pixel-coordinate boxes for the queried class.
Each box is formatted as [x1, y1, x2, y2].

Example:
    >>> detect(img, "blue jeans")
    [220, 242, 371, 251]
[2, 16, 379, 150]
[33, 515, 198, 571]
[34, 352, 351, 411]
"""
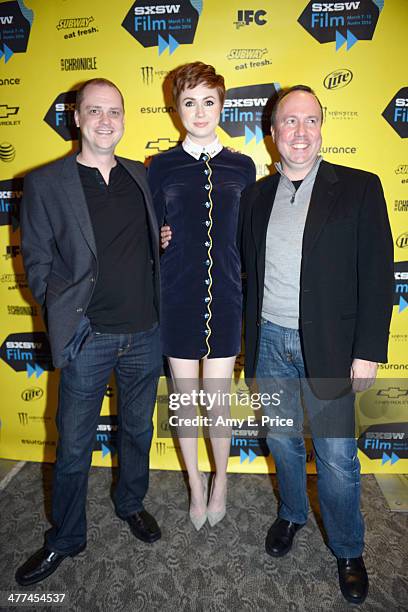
[46, 324, 161, 554]
[256, 319, 364, 558]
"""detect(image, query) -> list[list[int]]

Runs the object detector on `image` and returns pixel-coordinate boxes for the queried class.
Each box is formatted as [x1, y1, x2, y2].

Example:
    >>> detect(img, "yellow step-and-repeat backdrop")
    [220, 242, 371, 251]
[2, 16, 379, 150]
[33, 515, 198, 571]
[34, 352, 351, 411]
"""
[0, 0, 407, 473]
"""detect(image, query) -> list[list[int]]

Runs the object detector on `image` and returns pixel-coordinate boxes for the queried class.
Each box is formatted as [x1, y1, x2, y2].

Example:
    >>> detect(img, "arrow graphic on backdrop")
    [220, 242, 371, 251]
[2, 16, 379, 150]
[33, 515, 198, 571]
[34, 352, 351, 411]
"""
[399, 296, 408, 313]
[26, 363, 44, 379]
[245, 125, 263, 145]
[158, 34, 179, 56]
[240, 448, 257, 464]
[0, 43, 13, 63]
[336, 29, 359, 51]
[101, 443, 116, 459]
[382, 452, 400, 465]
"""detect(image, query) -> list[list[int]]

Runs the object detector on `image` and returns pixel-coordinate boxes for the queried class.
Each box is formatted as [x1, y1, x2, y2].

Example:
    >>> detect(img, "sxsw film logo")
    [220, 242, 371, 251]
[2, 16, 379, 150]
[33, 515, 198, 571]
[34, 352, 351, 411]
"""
[382, 88, 408, 139]
[234, 10, 267, 29]
[219, 83, 281, 144]
[0, 0, 34, 63]
[298, 1, 384, 51]
[94, 416, 118, 458]
[122, 0, 202, 56]
[0, 178, 23, 228]
[0, 332, 53, 375]
[323, 68, 353, 90]
[44, 91, 77, 141]
[394, 261, 408, 313]
[358, 423, 408, 464]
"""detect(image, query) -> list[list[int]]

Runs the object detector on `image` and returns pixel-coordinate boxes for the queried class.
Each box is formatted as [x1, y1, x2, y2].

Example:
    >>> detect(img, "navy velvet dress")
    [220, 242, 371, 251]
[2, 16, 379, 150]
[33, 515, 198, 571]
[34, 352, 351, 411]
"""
[148, 145, 256, 359]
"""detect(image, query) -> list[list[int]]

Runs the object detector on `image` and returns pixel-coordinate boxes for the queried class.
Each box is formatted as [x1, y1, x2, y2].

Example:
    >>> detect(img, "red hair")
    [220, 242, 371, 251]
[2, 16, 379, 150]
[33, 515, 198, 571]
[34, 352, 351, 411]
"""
[170, 62, 225, 106]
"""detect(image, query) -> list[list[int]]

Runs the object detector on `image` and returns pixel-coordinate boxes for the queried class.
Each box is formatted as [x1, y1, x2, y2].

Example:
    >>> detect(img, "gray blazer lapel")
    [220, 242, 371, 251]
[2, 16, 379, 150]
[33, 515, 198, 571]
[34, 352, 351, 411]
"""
[60, 154, 97, 257]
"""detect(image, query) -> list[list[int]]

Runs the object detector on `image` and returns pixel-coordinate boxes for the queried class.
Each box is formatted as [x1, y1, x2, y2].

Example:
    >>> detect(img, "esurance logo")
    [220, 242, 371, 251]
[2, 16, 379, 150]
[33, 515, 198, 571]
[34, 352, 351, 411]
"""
[44, 91, 77, 141]
[0, 332, 53, 375]
[0, 178, 23, 228]
[394, 261, 408, 313]
[324, 68, 353, 90]
[382, 88, 408, 139]
[0, 0, 34, 63]
[219, 83, 281, 144]
[122, 1, 202, 56]
[298, 1, 383, 51]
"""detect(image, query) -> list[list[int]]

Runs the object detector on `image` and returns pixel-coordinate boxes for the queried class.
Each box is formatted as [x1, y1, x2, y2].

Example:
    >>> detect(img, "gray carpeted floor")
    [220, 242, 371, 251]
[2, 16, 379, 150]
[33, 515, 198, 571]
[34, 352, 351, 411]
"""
[0, 464, 407, 612]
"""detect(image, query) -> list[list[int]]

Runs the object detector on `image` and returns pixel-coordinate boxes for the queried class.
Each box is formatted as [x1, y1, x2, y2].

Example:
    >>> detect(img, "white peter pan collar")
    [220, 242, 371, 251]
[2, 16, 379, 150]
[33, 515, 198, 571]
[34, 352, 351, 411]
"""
[182, 135, 223, 160]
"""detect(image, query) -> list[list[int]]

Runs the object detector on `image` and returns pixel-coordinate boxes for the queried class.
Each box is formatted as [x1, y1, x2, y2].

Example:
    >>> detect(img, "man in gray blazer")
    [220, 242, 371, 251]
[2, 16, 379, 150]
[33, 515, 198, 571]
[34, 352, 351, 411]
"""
[16, 78, 162, 585]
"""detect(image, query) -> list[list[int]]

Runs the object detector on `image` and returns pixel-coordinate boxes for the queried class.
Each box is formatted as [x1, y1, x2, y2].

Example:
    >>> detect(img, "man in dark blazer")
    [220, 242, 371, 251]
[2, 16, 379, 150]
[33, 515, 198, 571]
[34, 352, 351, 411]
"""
[16, 78, 162, 586]
[239, 85, 394, 604]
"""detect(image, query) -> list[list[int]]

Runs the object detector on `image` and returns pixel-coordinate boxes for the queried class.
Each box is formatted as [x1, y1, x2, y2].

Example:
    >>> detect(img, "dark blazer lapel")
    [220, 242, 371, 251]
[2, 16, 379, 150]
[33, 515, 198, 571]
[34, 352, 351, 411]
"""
[302, 160, 339, 259]
[252, 174, 279, 302]
[118, 157, 159, 247]
[60, 154, 97, 256]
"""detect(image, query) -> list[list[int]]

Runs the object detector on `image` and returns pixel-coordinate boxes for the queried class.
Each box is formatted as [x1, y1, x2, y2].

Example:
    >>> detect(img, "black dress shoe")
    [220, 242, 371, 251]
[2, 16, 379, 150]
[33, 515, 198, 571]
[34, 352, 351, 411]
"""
[15, 544, 86, 586]
[125, 510, 161, 543]
[337, 556, 369, 604]
[265, 518, 305, 557]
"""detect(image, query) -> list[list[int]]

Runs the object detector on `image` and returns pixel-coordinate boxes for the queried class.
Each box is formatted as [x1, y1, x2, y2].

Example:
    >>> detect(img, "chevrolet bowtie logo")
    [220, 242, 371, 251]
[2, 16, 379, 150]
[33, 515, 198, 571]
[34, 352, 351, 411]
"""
[0, 104, 19, 119]
[377, 387, 408, 399]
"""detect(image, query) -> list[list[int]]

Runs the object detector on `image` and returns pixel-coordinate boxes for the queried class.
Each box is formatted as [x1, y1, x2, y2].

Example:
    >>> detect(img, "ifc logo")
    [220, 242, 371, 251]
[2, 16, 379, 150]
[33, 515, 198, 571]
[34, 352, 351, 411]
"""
[0, 142, 16, 162]
[324, 69, 353, 90]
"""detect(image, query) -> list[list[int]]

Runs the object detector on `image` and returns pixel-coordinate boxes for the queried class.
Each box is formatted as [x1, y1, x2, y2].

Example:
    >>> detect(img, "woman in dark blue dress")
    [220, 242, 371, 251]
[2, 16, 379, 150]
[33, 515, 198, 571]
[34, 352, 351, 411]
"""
[148, 63, 255, 530]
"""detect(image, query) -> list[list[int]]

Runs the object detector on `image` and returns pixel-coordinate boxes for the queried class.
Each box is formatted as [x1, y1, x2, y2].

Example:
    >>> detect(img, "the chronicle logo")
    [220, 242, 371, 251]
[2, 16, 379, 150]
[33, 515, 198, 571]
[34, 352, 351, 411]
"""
[56, 16, 98, 40]
[394, 261, 408, 313]
[382, 88, 408, 139]
[0, 142, 16, 162]
[234, 10, 267, 29]
[60, 57, 97, 71]
[0, 104, 20, 126]
[8, 305, 37, 316]
[396, 232, 408, 249]
[0, 178, 23, 228]
[122, 0, 202, 55]
[44, 91, 77, 141]
[94, 416, 118, 457]
[0, 0, 34, 63]
[324, 68, 353, 90]
[298, 1, 383, 51]
[0, 332, 53, 375]
[21, 387, 44, 401]
[219, 83, 281, 144]
[358, 423, 408, 463]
